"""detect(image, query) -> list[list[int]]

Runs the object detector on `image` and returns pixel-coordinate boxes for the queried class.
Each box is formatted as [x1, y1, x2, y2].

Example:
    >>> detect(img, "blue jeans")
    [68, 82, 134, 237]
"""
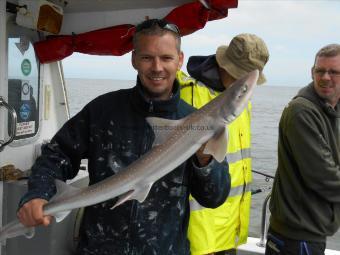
[265, 230, 325, 255]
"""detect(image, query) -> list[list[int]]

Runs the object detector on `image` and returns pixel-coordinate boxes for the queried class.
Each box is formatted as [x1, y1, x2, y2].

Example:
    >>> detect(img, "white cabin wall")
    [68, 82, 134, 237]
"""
[39, 62, 69, 138]
[24, 61, 70, 163]
[0, 62, 69, 171]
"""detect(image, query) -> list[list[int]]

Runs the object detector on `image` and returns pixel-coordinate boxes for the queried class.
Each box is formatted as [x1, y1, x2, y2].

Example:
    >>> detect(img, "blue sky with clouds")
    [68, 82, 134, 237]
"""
[62, 0, 340, 86]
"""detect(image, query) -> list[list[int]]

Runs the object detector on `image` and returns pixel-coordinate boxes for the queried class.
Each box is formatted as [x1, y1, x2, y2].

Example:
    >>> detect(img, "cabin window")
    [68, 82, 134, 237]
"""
[8, 36, 40, 140]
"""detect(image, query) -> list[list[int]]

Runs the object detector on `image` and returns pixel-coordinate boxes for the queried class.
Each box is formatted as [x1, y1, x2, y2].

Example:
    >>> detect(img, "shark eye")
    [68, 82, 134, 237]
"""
[238, 85, 248, 99]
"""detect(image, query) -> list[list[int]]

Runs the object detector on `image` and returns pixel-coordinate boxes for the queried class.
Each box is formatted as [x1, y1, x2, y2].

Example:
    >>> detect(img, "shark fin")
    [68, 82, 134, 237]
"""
[51, 179, 81, 202]
[54, 210, 72, 223]
[203, 127, 229, 163]
[110, 190, 134, 209]
[50, 180, 80, 222]
[146, 117, 185, 146]
[133, 183, 153, 203]
[110, 183, 154, 210]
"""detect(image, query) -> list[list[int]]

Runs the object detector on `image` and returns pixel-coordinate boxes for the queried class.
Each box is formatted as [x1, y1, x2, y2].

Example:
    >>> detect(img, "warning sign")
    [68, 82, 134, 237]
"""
[19, 103, 31, 121]
[16, 121, 35, 136]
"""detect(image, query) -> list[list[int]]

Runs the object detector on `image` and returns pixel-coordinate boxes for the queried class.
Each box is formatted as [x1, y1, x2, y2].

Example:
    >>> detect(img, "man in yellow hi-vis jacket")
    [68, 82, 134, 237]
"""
[177, 34, 269, 255]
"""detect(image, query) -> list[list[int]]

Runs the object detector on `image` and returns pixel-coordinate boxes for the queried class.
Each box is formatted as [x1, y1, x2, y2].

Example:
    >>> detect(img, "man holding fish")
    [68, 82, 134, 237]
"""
[16, 19, 232, 255]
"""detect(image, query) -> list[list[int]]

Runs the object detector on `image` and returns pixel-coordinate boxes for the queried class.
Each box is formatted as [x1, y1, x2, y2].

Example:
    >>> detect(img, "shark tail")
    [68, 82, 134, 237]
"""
[0, 220, 35, 245]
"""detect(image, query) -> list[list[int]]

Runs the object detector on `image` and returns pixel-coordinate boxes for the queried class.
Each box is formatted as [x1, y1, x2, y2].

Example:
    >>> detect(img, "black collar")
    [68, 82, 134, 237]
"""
[296, 83, 340, 117]
[130, 76, 181, 118]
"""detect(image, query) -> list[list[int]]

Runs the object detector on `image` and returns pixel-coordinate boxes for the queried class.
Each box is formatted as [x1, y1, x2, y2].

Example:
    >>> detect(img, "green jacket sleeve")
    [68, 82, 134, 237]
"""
[283, 103, 340, 202]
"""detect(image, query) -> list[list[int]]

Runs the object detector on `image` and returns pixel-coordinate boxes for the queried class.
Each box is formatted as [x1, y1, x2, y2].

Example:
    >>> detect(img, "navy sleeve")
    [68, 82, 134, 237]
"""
[18, 106, 91, 208]
[189, 157, 230, 208]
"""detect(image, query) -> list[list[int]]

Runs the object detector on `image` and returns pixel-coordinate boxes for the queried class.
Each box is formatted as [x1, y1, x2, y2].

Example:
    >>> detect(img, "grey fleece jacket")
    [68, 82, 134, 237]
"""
[269, 83, 340, 242]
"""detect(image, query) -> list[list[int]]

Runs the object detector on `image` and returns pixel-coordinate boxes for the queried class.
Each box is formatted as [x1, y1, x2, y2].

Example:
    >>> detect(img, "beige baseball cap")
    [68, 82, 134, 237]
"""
[216, 33, 269, 85]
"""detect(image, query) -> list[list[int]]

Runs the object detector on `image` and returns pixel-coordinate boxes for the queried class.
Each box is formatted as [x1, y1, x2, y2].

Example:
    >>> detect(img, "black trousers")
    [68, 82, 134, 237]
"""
[265, 229, 326, 255]
[215, 249, 237, 255]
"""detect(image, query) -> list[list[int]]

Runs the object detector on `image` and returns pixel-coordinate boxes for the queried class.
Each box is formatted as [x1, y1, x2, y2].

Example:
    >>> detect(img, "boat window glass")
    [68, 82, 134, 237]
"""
[8, 34, 40, 141]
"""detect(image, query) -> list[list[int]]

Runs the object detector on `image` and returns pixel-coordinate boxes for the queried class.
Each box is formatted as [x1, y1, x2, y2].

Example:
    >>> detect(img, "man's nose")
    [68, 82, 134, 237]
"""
[152, 58, 163, 71]
[320, 71, 332, 79]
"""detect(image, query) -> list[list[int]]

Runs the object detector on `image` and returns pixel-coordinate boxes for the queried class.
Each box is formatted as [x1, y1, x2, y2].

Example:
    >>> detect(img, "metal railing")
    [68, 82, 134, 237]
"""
[0, 96, 17, 151]
[257, 192, 271, 248]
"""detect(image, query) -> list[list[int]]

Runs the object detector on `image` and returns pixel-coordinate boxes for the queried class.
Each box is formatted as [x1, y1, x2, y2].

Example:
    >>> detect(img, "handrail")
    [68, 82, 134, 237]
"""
[257, 192, 271, 247]
[0, 96, 17, 151]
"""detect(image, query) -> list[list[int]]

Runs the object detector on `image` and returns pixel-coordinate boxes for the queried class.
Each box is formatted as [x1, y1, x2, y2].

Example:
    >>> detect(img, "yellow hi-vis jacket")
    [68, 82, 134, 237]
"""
[177, 70, 252, 254]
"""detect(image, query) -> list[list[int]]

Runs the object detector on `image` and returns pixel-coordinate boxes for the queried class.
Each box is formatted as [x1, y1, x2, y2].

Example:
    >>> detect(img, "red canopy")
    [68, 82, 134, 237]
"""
[34, 0, 238, 63]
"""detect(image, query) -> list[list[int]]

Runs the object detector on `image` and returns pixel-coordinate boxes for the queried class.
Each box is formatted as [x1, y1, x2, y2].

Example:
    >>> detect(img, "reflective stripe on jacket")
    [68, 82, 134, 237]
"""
[177, 70, 252, 254]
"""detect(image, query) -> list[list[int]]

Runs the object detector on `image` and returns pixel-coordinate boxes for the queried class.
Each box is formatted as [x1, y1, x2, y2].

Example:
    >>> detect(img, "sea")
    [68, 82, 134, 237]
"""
[66, 78, 340, 251]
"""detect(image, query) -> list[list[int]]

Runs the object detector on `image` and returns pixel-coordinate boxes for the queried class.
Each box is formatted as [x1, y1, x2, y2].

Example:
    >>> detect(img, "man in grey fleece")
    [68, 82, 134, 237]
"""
[266, 44, 340, 255]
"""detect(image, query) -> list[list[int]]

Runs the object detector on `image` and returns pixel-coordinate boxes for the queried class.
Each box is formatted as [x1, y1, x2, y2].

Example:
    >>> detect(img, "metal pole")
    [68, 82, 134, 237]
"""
[0, 2, 7, 255]
[257, 193, 271, 248]
[57, 61, 70, 120]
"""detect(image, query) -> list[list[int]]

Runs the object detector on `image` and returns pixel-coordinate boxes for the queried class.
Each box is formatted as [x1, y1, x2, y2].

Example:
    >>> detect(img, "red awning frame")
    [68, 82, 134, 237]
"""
[34, 0, 238, 63]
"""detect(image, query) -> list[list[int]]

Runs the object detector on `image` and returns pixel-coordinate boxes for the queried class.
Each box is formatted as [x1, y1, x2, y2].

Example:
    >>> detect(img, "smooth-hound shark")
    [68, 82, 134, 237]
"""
[0, 70, 259, 243]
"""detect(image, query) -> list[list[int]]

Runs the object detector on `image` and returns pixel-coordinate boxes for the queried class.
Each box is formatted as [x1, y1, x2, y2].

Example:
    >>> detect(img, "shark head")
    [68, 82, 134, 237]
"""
[221, 70, 259, 124]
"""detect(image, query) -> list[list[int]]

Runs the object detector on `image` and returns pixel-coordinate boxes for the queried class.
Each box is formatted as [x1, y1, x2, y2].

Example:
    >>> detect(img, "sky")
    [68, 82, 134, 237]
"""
[62, 0, 340, 86]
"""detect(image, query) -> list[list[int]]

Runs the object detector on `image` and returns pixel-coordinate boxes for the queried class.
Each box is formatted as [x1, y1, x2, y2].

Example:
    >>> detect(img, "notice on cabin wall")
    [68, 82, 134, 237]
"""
[16, 121, 35, 136]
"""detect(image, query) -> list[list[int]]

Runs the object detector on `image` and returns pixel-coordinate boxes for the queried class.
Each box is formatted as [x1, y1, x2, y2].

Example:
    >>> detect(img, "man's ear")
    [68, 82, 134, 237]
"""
[131, 50, 137, 70]
[311, 67, 314, 80]
[178, 51, 184, 70]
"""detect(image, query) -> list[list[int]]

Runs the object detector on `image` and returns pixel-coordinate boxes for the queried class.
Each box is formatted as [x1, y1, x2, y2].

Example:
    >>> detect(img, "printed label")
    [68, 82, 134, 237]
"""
[16, 121, 35, 136]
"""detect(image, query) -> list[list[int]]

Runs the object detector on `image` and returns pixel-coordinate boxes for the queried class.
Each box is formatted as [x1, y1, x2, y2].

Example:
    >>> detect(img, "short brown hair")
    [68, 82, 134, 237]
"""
[132, 19, 181, 53]
[314, 44, 340, 66]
